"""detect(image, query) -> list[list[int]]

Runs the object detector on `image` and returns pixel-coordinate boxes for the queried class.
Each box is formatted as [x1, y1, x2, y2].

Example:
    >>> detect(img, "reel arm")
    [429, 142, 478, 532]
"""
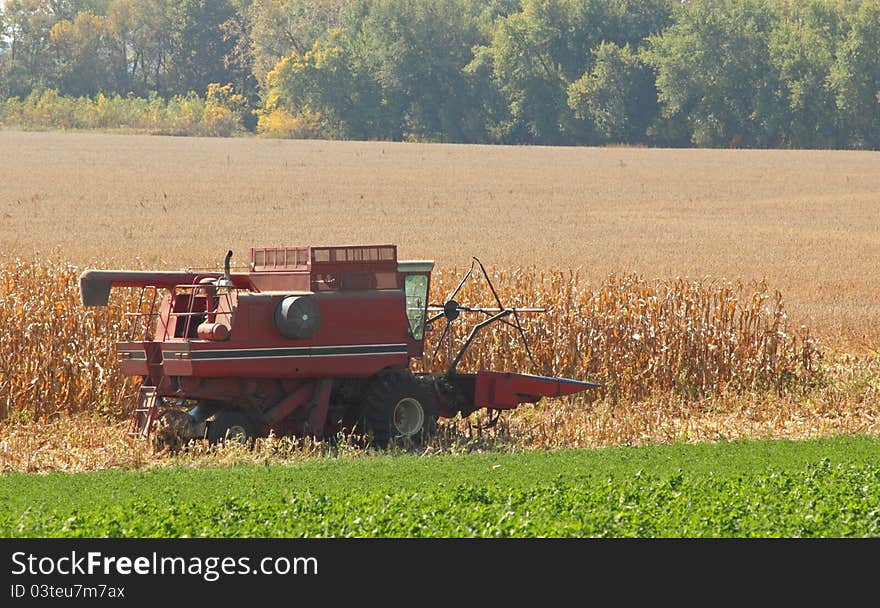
[426, 257, 546, 372]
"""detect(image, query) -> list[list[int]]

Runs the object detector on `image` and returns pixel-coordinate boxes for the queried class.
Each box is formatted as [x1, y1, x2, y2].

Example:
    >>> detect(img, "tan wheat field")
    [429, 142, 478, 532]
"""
[0, 129, 879, 471]
[2, 130, 880, 347]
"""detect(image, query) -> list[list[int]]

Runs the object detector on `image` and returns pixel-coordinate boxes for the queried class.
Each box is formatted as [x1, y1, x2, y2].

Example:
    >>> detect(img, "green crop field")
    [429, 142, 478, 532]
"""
[3, 436, 879, 538]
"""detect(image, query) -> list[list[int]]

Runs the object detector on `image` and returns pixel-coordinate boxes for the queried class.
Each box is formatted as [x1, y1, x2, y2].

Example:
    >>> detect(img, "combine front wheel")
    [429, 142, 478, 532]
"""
[361, 373, 438, 447]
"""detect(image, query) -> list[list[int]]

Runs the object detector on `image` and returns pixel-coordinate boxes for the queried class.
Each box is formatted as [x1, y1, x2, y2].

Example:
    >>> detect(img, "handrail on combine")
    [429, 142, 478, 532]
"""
[123, 282, 239, 341]
[175, 282, 237, 341]
[124, 285, 159, 341]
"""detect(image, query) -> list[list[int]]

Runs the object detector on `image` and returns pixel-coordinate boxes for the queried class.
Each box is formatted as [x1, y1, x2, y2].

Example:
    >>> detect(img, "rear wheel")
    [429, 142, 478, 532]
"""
[207, 409, 257, 445]
[360, 373, 437, 447]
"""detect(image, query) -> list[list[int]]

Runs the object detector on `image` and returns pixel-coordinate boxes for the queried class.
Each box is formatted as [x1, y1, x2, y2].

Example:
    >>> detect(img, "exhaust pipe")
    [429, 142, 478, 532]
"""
[214, 250, 234, 288]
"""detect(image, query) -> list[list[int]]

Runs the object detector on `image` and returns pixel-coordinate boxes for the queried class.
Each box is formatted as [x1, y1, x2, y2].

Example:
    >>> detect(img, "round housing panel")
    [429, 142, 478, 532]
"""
[273, 295, 321, 339]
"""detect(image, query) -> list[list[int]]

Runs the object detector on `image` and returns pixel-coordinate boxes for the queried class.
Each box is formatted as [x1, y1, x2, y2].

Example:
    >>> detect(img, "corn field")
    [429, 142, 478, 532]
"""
[0, 259, 138, 421]
[0, 258, 821, 423]
[4, 256, 880, 473]
[422, 267, 821, 401]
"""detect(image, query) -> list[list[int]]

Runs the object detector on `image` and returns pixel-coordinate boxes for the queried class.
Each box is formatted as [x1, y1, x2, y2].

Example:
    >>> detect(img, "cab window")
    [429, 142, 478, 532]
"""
[404, 274, 429, 340]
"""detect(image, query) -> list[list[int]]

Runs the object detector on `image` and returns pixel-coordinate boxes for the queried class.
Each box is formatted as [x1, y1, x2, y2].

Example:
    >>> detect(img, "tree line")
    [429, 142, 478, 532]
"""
[1, 0, 878, 148]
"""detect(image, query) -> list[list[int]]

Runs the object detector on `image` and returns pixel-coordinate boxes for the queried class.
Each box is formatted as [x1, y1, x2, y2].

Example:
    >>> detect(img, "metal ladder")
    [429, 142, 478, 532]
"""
[129, 385, 159, 438]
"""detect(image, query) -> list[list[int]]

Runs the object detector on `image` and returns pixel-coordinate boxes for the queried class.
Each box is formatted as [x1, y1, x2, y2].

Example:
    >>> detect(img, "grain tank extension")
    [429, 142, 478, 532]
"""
[80, 245, 597, 447]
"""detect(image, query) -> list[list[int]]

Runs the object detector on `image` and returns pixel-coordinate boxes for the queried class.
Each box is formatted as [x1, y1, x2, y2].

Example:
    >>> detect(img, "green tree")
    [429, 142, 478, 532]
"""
[103, 0, 174, 95]
[165, 0, 240, 96]
[648, 0, 780, 147]
[1, 0, 61, 96]
[482, 0, 671, 144]
[567, 42, 657, 144]
[259, 0, 498, 142]
[357, 0, 489, 142]
[768, 0, 847, 148]
[260, 28, 387, 139]
[483, 0, 583, 143]
[830, 0, 880, 149]
[0, 4, 7, 97]
[247, 0, 348, 86]
[218, 0, 259, 113]
[49, 11, 117, 96]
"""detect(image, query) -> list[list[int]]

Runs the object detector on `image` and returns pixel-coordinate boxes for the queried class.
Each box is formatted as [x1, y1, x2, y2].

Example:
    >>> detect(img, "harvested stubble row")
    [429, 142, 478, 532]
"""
[0, 258, 820, 424]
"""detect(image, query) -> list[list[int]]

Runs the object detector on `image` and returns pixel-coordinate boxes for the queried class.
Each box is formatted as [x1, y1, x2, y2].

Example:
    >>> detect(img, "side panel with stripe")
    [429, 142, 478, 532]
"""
[165, 343, 409, 361]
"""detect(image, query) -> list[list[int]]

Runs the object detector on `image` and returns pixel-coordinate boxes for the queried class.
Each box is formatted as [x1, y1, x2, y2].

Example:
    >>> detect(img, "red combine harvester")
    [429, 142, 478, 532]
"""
[80, 245, 596, 448]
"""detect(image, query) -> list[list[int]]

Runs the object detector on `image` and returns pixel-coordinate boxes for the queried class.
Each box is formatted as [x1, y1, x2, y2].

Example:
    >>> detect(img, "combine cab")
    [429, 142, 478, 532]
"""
[80, 245, 596, 448]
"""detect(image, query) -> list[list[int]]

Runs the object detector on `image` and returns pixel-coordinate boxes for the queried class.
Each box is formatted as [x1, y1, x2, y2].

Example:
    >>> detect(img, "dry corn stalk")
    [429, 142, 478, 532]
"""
[0, 259, 820, 423]
[421, 269, 821, 401]
[0, 259, 139, 421]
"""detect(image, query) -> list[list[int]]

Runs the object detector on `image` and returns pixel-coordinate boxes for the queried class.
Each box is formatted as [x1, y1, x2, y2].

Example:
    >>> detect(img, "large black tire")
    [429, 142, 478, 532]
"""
[207, 409, 257, 446]
[360, 373, 438, 447]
